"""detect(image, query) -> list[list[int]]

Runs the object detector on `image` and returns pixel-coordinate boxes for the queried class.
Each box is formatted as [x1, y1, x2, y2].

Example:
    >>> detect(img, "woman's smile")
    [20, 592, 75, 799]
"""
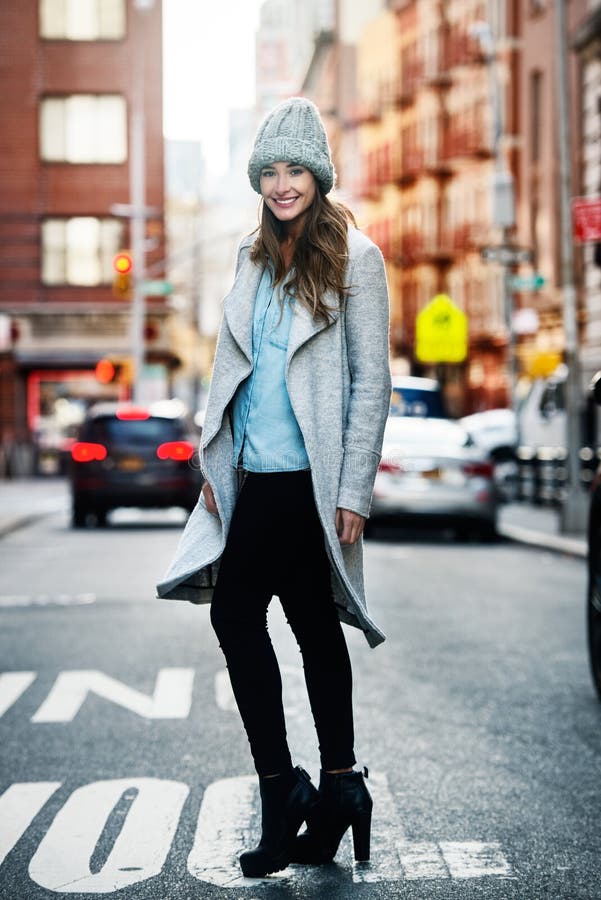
[260, 162, 317, 232]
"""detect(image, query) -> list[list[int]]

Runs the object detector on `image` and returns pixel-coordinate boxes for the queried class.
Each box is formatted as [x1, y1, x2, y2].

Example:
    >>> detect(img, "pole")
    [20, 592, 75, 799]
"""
[129, 1, 154, 404]
[478, 8, 517, 413]
[554, 0, 587, 532]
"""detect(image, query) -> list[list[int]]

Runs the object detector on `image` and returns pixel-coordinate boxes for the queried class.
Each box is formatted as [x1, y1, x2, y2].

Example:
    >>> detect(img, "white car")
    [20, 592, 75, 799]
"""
[369, 417, 499, 540]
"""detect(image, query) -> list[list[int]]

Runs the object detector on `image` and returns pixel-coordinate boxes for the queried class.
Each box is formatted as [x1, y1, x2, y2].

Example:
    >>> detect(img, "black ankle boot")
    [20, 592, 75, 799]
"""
[239, 765, 320, 877]
[291, 767, 372, 864]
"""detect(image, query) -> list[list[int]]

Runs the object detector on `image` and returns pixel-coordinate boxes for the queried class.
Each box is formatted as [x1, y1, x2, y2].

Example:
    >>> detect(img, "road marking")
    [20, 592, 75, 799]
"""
[188, 776, 260, 887]
[0, 776, 515, 889]
[397, 841, 449, 879]
[0, 594, 96, 608]
[215, 665, 306, 716]
[397, 841, 513, 880]
[31, 668, 195, 722]
[0, 782, 62, 866]
[28, 778, 189, 893]
[0, 671, 37, 717]
[440, 841, 513, 878]
[352, 772, 406, 883]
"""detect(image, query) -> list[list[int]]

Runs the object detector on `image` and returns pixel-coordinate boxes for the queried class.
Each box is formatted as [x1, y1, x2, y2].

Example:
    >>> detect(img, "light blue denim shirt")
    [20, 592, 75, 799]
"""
[231, 265, 310, 472]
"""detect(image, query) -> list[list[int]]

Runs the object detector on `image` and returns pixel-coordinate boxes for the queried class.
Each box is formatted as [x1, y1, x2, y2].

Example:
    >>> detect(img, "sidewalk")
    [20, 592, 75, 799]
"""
[498, 502, 587, 558]
[0, 478, 69, 538]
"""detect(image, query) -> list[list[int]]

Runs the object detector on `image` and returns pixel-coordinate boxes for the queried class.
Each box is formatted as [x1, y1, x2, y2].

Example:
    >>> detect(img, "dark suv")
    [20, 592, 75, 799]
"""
[588, 372, 601, 698]
[69, 401, 202, 527]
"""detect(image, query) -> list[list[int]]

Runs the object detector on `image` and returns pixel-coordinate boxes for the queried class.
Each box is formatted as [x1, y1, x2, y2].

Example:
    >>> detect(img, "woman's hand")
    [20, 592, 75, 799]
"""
[335, 507, 365, 545]
[202, 481, 219, 516]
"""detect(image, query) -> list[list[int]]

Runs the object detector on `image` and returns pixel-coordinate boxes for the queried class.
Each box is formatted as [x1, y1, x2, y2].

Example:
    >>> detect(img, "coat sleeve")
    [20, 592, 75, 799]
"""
[337, 241, 392, 518]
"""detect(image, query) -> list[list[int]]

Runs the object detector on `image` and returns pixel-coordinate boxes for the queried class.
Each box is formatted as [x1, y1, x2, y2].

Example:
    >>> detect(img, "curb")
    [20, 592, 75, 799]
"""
[0, 504, 66, 540]
[498, 522, 587, 558]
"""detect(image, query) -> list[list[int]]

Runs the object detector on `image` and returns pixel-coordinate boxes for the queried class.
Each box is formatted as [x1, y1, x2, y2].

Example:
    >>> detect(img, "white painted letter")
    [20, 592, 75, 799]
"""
[0, 782, 61, 866]
[29, 778, 188, 893]
[188, 776, 260, 887]
[31, 668, 195, 722]
[0, 672, 36, 718]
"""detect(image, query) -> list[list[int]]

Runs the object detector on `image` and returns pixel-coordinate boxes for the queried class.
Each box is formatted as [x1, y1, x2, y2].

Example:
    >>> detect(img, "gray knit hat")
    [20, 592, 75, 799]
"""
[248, 97, 336, 195]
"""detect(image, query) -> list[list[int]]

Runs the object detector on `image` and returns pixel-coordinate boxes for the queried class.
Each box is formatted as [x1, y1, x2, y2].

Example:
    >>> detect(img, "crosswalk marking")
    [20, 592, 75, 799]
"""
[0, 671, 37, 718]
[30, 668, 195, 722]
[352, 772, 405, 883]
[0, 782, 62, 866]
[397, 841, 449, 879]
[440, 841, 513, 879]
[28, 778, 189, 893]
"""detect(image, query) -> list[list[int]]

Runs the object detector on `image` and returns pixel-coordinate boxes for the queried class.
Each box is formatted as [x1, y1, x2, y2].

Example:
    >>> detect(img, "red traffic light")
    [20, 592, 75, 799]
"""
[113, 251, 133, 275]
[95, 359, 116, 383]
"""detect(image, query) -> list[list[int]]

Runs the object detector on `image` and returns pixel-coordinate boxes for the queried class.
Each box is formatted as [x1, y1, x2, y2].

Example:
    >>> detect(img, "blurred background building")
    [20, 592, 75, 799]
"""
[1, 0, 600, 475]
[0, 0, 169, 475]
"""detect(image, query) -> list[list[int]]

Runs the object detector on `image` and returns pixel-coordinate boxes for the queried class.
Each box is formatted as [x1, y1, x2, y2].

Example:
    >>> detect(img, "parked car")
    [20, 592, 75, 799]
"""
[69, 400, 202, 527]
[390, 375, 447, 418]
[587, 371, 601, 700]
[369, 416, 499, 539]
[460, 407, 519, 501]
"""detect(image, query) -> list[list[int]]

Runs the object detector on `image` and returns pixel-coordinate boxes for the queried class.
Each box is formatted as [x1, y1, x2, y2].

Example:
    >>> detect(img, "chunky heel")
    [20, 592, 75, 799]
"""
[351, 808, 371, 861]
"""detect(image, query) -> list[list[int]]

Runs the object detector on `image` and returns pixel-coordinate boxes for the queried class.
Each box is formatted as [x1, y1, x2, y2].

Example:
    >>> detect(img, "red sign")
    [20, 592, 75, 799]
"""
[572, 196, 601, 242]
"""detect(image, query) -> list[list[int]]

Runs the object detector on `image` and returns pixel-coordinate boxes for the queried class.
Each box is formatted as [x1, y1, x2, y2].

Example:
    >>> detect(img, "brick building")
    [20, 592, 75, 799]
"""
[353, 0, 518, 414]
[514, 0, 588, 384]
[0, 0, 167, 475]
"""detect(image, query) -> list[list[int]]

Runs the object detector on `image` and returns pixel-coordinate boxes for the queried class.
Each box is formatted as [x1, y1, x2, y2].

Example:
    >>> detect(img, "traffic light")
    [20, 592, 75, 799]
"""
[94, 357, 133, 387]
[112, 251, 133, 299]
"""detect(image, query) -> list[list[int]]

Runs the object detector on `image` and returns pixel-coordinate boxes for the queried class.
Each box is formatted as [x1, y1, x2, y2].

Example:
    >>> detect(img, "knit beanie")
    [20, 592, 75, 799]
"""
[247, 97, 336, 195]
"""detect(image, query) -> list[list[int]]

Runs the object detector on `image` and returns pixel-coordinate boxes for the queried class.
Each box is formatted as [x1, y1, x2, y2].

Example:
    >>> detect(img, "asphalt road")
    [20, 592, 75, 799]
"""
[0, 507, 596, 900]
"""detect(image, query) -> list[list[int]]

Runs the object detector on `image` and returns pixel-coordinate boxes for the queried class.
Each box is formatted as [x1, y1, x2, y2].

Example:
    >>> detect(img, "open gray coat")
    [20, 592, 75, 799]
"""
[156, 225, 392, 648]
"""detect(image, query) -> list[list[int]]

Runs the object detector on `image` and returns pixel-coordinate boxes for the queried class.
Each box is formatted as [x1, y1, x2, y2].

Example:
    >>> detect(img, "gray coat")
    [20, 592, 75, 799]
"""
[156, 225, 392, 648]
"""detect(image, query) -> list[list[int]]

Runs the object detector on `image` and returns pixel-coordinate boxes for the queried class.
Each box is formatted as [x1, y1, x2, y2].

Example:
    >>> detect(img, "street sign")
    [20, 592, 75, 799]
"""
[415, 294, 468, 364]
[481, 245, 533, 265]
[140, 280, 174, 296]
[509, 273, 546, 291]
[572, 196, 601, 242]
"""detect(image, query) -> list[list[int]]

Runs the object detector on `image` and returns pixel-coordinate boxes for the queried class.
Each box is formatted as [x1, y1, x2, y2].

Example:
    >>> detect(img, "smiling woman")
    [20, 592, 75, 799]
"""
[157, 95, 392, 879]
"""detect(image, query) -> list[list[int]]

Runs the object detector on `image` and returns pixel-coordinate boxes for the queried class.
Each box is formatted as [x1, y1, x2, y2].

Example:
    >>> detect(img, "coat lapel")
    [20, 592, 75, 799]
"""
[222, 254, 263, 363]
[287, 291, 341, 362]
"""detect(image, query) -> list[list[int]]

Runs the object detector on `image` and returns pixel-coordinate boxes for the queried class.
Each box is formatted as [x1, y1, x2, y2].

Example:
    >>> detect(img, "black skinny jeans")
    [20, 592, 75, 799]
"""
[210, 469, 356, 776]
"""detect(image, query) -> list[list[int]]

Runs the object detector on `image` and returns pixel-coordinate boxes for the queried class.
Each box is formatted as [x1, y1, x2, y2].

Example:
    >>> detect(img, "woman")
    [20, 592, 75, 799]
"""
[157, 97, 391, 877]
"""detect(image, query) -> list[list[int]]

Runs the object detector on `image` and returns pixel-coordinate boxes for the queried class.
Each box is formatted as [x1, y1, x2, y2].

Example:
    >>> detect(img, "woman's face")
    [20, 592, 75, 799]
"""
[259, 161, 317, 230]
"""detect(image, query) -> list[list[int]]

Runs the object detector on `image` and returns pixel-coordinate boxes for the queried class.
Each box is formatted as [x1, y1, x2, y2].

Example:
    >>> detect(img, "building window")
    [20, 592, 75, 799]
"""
[41, 218, 123, 286]
[39, 0, 126, 40]
[40, 95, 127, 163]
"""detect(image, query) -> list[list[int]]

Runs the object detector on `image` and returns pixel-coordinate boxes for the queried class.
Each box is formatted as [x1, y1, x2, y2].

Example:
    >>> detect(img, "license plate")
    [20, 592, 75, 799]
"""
[118, 457, 145, 472]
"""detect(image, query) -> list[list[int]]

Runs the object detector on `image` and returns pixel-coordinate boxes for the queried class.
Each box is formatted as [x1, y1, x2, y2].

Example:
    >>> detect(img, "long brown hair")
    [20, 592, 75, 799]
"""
[249, 189, 356, 324]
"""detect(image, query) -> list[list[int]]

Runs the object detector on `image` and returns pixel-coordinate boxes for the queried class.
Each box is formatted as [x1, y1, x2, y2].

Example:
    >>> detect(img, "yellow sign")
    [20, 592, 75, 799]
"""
[520, 349, 562, 378]
[415, 294, 468, 363]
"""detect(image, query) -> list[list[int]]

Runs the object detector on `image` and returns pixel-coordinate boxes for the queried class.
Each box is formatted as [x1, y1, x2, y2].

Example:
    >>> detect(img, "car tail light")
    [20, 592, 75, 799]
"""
[156, 441, 195, 462]
[71, 442, 107, 463]
[116, 406, 150, 421]
[463, 461, 494, 478]
[378, 458, 403, 473]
